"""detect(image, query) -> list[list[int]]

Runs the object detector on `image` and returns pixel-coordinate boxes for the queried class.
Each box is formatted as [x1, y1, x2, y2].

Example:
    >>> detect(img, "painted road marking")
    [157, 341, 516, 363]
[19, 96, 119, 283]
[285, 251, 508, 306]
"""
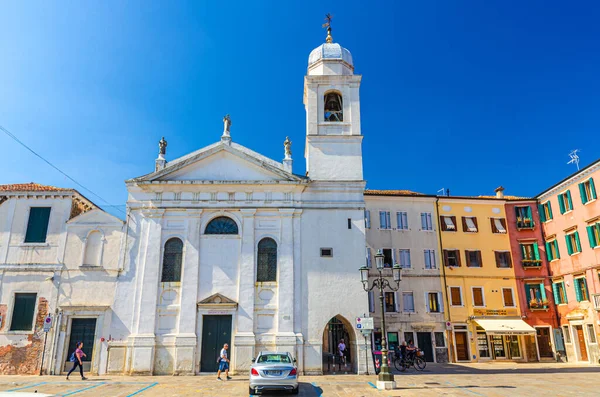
[368, 381, 377, 389]
[5, 382, 47, 392]
[444, 381, 486, 397]
[125, 382, 159, 397]
[61, 382, 107, 396]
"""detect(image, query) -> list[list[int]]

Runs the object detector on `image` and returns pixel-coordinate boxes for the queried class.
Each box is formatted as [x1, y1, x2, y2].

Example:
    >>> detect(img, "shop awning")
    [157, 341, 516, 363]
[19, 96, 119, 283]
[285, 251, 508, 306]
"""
[474, 319, 536, 335]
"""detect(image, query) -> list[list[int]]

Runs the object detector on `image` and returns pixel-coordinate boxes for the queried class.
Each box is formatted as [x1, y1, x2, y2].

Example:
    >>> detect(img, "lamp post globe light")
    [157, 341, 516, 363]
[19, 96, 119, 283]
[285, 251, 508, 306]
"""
[359, 249, 401, 390]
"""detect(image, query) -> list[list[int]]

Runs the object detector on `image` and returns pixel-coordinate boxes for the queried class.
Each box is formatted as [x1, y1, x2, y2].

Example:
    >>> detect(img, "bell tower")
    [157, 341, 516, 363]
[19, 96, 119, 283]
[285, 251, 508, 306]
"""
[303, 21, 363, 181]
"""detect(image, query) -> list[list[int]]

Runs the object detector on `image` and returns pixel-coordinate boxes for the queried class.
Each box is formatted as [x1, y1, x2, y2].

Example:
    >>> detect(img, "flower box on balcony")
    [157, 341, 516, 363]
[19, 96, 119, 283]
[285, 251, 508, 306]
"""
[529, 298, 549, 310]
[522, 259, 543, 268]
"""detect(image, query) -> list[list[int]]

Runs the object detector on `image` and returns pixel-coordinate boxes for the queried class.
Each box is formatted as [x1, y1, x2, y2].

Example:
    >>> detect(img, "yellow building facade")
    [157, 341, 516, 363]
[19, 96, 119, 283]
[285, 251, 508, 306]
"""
[437, 196, 536, 362]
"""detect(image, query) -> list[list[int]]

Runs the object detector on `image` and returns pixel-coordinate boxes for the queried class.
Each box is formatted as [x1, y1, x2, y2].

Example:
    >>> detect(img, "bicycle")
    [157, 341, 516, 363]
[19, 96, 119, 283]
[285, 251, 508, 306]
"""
[393, 349, 426, 372]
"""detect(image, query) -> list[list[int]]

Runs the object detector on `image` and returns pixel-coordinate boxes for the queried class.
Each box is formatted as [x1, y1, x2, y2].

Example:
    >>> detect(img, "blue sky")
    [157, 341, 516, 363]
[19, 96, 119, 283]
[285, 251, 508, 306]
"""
[1, 1, 599, 217]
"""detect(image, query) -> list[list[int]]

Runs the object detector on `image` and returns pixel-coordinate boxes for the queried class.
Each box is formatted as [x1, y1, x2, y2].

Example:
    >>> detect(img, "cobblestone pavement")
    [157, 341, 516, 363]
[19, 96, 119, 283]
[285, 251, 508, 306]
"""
[0, 363, 599, 396]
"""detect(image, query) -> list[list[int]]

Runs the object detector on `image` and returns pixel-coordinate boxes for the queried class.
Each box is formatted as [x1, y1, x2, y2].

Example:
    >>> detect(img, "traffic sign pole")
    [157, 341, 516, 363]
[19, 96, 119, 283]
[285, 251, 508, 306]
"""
[39, 315, 52, 376]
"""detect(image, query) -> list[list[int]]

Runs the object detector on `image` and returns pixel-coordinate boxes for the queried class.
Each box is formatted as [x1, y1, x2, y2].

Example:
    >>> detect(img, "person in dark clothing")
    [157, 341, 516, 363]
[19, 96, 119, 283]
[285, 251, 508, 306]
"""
[66, 341, 87, 380]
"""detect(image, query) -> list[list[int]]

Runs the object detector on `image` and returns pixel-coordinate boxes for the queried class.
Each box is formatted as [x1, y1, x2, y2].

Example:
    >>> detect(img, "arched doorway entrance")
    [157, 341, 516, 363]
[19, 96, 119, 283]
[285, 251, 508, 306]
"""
[322, 315, 357, 374]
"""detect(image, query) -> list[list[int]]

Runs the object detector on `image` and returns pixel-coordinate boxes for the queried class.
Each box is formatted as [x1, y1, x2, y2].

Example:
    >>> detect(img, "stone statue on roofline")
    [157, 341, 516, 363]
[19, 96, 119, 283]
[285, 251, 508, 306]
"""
[284, 136, 292, 159]
[158, 137, 167, 156]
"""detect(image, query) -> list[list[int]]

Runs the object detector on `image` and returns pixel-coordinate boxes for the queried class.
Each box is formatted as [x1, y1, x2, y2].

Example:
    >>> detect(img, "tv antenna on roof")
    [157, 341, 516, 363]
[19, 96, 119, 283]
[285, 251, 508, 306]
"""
[437, 188, 445, 196]
[567, 149, 581, 171]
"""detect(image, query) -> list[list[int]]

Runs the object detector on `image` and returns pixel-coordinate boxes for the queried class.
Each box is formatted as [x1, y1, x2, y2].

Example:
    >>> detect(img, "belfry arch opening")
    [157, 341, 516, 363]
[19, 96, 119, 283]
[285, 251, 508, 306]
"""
[322, 315, 357, 374]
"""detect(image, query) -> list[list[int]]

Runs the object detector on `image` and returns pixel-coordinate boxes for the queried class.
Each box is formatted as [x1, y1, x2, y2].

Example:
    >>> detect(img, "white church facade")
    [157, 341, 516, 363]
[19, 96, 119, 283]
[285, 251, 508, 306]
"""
[0, 31, 371, 376]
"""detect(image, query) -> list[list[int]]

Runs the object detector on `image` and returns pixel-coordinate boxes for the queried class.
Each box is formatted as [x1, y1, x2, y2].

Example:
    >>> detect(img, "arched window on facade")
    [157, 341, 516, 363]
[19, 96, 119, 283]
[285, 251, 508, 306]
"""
[324, 91, 343, 122]
[205, 216, 239, 235]
[257, 238, 277, 282]
[162, 238, 183, 282]
[83, 230, 102, 266]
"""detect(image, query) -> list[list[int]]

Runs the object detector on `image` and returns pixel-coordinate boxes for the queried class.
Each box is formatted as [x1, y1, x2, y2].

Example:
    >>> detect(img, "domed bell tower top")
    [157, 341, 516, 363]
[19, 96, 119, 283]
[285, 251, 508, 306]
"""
[303, 15, 363, 181]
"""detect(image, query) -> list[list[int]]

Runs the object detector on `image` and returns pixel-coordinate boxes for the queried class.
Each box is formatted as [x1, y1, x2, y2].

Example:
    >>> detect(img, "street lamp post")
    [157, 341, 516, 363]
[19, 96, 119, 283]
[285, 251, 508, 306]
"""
[359, 249, 401, 390]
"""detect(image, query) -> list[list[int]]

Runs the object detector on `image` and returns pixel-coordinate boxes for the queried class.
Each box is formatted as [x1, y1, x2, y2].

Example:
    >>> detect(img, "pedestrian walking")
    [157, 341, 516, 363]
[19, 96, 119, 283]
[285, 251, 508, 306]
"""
[66, 341, 88, 380]
[338, 338, 347, 366]
[216, 343, 231, 381]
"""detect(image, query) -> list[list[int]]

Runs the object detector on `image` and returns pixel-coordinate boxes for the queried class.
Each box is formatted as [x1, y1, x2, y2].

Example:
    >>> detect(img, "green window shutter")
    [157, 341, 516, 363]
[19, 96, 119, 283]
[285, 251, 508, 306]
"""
[590, 178, 597, 200]
[547, 202, 553, 219]
[24, 207, 51, 243]
[574, 231, 581, 253]
[552, 283, 560, 304]
[575, 280, 583, 302]
[588, 226, 597, 248]
[562, 282, 568, 303]
[540, 283, 547, 301]
[579, 182, 588, 204]
[527, 206, 533, 225]
[559, 195, 566, 214]
[520, 244, 526, 260]
[565, 235, 573, 256]
[582, 278, 588, 300]
[545, 242, 552, 261]
[538, 204, 546, 222]
[524, 284, 531, 306]
[533, 243, 540, 260]
[9, 293, 37, 331]
[566, 190, 573, 210]
[554, 240, 560, 259]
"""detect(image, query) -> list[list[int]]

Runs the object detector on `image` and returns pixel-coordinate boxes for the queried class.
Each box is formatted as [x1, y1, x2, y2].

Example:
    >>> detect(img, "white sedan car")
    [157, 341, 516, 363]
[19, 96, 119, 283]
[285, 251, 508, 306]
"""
[249, 351, 299, 395]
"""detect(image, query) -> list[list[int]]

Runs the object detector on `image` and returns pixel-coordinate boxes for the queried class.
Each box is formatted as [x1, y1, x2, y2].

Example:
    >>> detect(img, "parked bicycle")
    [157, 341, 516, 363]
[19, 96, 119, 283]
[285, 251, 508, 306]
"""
[393, 348, 426, 372]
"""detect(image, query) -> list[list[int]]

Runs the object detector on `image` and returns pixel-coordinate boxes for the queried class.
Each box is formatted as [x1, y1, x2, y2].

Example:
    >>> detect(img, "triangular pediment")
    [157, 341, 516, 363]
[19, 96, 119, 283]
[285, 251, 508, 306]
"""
[198, 293, 237, 305]
[130, 142, 303, 183]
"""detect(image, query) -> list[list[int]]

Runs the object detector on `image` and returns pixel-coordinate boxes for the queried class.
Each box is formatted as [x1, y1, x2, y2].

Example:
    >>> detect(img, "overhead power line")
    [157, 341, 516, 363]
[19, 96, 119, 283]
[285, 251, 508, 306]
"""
[0, 124, 126, 216]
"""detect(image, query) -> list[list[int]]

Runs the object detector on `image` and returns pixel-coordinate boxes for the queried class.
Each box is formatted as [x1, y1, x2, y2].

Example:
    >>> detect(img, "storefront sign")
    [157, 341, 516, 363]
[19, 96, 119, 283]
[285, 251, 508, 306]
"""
[472, 309, 518, 317]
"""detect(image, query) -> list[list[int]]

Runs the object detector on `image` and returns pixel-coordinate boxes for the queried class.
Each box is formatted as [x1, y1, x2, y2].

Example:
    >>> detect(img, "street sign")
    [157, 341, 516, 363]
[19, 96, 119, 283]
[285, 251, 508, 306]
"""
[360, 328, 372, 337]
[355, 317, 374, 330]
[43, 315, 52, 333]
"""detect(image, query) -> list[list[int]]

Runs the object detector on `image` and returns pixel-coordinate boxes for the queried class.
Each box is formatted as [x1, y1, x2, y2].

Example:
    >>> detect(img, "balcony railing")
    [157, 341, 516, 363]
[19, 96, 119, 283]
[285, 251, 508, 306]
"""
[593, 294, 600, 311]
[516, 218, 534, 229]
[522, 259, 543, 268]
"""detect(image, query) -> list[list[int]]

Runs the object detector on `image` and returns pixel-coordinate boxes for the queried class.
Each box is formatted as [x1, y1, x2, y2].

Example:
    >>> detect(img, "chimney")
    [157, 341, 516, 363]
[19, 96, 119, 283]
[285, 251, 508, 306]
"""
[495, 186, 505, 199]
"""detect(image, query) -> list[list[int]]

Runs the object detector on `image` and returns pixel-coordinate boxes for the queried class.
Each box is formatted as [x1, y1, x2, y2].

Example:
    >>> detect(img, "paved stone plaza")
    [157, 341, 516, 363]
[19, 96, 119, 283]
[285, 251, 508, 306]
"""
[0, 363, 599, 396]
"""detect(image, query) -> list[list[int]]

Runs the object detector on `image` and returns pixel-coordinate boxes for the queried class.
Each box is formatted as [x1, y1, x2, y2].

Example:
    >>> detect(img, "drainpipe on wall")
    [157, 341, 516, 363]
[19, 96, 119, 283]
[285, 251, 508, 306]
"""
[436, 197, 454, 362]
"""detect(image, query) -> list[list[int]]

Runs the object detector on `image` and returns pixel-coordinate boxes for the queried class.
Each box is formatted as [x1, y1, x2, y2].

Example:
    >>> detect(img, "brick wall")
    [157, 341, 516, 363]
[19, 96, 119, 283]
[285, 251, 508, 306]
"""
[0, 297, 49, 375]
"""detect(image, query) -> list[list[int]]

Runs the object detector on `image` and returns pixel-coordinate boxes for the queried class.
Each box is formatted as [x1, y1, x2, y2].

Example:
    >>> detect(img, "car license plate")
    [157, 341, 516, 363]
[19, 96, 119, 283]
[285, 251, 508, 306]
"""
[268, 370, 282, 376]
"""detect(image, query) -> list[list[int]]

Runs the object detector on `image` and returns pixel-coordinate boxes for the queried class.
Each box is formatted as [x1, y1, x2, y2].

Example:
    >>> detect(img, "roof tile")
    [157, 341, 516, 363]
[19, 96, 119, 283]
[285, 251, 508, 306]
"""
[0, 182, 73, 192]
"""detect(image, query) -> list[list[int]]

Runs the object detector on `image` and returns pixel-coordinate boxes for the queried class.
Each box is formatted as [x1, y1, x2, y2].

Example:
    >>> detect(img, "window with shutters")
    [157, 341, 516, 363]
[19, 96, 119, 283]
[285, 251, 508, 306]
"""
[384, 292, 396, 312]
[10, 293, 37, 331]
[579, 178, 597, 205]
[444, 249, 461, 267]
[421, 212, 433, 231]
[495, 251, 512, 268]
[161, 238, 183, 282]
[545, 239, 560, 261]
[424, 249, 436, 269]
[558, 191, 573, 214]
[24, 207, 51, 243]
[428, 292, 441, 312]
[449, 287, 463, 306]
[586, 324, 596, 343]
[587, 222, 600, 248]
[565, 231, 582, 255]
[257, 238, 277, 282]
[379, 211, 391, 230]
[472, 287, 485, 307]
[364, 210, 371, 229]
[502, 288, 515, 307]
[490, 217, 507, 234]
[396, 212, 408, 230]
[462, 216, 478, 232]
[434, 332, 446, 347]
[552, 281, 567, 304]
[526, 283, 548, 309]
[539, 201, 553, 222]
[382, 248, 393, 268]
[515, 206, 534, 229]
[365, 247, 372, 268]
[574, 277, 589, 302]
[465, 250, 482, 267]
[205, 216, 238, 234]
[398, 249, 411, 269]
[440, 216, 456, 231]
[520, 242, 541, 267]
[402, 292, 415, 312]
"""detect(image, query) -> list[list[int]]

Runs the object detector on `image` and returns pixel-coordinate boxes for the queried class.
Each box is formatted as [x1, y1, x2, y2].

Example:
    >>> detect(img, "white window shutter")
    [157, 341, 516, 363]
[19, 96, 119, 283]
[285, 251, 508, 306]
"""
[366, 247, 372, 268]
[379, 211, 385, 228]
[386, 212, 391, 229]
[395, 292, 400, 312]
[365, 210, 371, 229]
[438, 292, 444, 312]
[425, 292, 430, 312]
[391, 249, 396, 266]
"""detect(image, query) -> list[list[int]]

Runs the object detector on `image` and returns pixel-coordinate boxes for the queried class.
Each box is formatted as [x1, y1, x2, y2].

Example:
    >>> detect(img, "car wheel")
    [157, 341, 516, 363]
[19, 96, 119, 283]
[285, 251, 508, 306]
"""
[291, 386, 299, 394]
